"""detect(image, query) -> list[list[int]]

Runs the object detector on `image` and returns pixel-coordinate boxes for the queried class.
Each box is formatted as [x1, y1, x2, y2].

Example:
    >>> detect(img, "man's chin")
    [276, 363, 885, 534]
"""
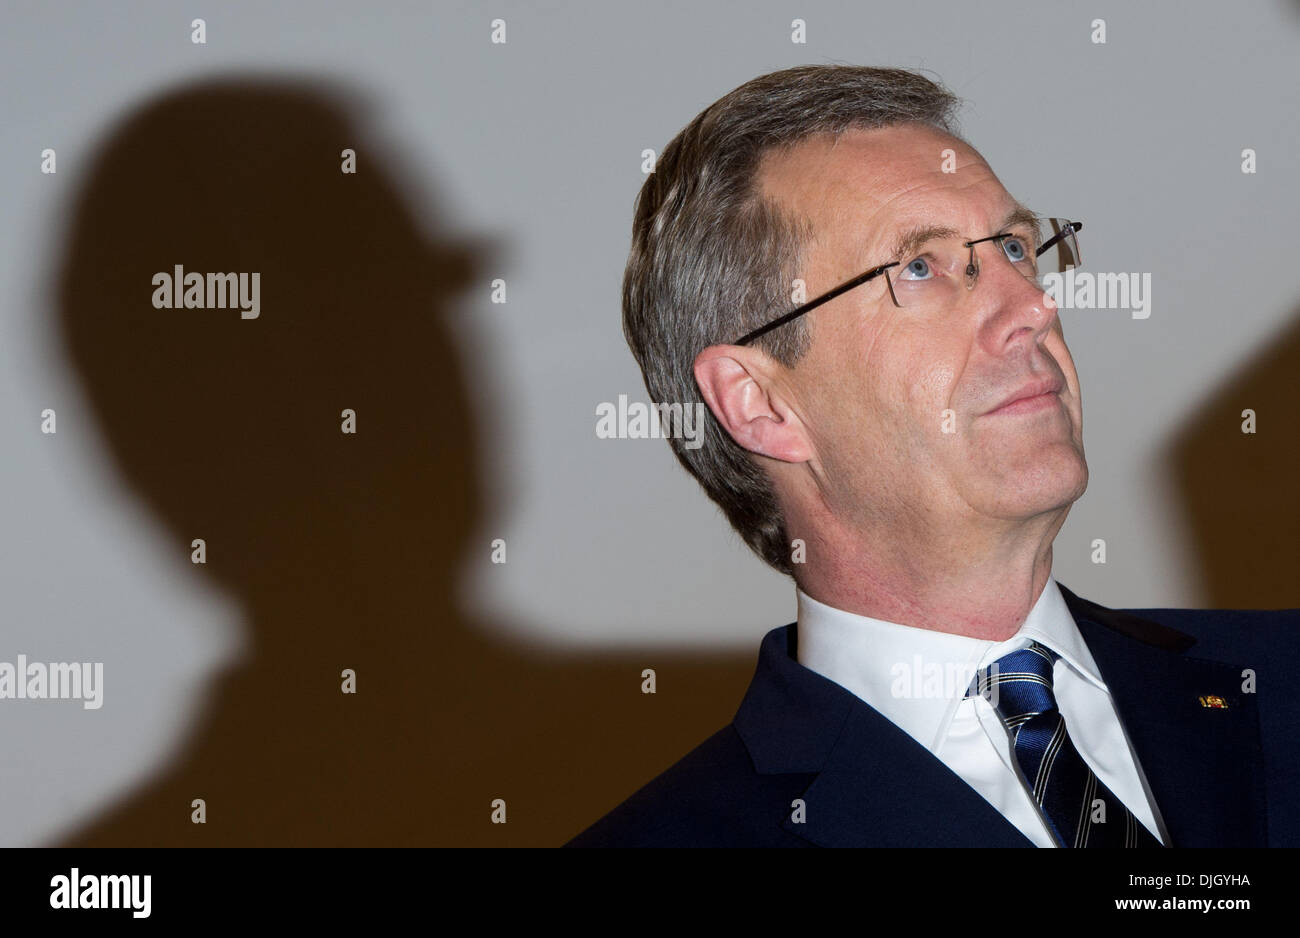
[977, 450, 1088, 519]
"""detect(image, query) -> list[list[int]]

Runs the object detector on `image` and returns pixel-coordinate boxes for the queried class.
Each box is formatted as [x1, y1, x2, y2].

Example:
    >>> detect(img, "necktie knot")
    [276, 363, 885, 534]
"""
[968, 641, 1059, 728]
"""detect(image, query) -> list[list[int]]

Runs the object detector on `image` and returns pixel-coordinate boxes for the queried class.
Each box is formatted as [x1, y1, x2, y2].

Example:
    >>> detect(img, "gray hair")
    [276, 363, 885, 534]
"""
[622, 65, 962, 575]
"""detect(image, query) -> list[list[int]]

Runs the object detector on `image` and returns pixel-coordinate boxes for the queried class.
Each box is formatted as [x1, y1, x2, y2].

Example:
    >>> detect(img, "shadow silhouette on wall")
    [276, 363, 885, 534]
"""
[1165, 304, 1300, 609]
[51, 76, 755, 846]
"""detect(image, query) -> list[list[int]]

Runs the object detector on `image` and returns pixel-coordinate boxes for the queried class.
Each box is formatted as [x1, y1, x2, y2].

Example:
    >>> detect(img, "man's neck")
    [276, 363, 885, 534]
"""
[792, 515, 1062, 641]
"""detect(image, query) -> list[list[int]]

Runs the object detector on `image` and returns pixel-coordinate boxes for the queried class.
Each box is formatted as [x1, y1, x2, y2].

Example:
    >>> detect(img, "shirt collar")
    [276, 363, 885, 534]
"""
[795, 572, 1102, 755]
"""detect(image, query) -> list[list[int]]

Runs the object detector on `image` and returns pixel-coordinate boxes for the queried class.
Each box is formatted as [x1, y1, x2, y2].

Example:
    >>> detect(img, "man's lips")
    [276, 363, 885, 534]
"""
[984, 378, 1064, 416]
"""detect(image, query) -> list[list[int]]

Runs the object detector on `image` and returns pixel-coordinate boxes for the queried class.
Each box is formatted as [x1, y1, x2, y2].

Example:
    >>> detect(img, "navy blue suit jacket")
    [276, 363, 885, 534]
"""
[568, 585, 1300, 846]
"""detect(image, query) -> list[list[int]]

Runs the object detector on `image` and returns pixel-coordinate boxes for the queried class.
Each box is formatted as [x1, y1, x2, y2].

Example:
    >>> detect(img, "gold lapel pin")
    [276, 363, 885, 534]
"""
[1198, 695, 1228, 709]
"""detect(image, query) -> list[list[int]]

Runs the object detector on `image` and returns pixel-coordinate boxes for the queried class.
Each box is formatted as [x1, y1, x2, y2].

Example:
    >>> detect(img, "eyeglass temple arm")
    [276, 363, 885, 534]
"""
[1035, 220, 1082, 258]
[735, 262, 898, 346]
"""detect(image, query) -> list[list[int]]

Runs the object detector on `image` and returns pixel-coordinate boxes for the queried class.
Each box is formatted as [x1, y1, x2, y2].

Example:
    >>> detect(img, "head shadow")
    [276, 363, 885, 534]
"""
[51, 75, 492, 843]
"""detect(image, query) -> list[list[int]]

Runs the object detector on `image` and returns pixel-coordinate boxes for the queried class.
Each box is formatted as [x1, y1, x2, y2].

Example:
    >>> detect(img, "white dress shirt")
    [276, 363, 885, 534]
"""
[795, 574, 1169, 846]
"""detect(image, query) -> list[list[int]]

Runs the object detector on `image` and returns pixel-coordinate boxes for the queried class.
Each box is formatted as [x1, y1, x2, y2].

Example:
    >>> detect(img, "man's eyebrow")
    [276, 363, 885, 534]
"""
[886, 224, 960, 263]
[996, 205, 1041, 239]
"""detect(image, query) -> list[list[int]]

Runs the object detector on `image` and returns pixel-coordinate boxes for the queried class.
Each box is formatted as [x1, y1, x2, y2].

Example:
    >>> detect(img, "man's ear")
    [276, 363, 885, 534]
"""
[694, 344, 812, 463]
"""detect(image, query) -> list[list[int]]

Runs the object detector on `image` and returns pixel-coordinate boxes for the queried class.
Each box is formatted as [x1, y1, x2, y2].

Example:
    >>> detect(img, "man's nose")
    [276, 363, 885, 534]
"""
[972, 247, 1057, 348]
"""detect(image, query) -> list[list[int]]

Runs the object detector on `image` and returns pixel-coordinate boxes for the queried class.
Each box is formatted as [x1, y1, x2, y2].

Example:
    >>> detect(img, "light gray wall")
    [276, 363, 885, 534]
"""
[1, 0, 1296, 845]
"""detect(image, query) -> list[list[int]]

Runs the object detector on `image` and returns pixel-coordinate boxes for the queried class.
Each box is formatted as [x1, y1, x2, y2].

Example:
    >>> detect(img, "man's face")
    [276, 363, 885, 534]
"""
[757, 124, 1088, 533]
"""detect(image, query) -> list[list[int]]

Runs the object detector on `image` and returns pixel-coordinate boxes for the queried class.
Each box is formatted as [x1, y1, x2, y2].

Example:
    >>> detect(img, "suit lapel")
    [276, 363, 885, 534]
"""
[779, 702, 1034, 847]
[1060, 586, 1268, 847]
[734, 624, 1033, 847]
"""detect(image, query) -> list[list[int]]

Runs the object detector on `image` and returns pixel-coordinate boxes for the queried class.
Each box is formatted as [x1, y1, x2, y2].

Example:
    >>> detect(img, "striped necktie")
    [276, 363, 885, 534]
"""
[967, 642, 1164, 847]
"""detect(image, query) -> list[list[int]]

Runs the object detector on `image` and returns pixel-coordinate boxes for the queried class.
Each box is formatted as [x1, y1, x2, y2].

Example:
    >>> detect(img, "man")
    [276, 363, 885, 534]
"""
[568, 66, 1298, 847]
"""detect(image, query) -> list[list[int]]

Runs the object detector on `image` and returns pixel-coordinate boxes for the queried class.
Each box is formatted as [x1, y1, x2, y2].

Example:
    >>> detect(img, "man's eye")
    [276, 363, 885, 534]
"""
[900, 257, 933, 280]
[1001, 237, 1030, 263]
